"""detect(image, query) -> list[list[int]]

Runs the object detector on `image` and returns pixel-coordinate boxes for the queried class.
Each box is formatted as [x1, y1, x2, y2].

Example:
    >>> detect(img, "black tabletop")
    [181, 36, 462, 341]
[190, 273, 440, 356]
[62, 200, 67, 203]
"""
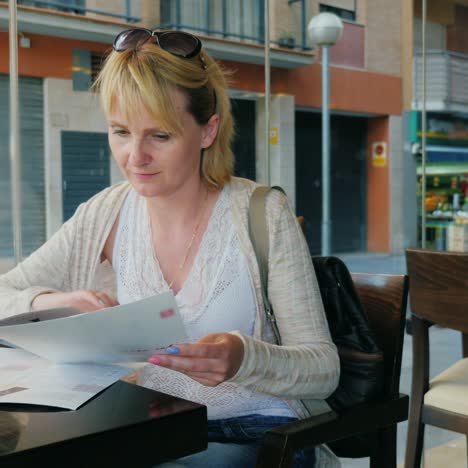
[0, 380, 207, 467]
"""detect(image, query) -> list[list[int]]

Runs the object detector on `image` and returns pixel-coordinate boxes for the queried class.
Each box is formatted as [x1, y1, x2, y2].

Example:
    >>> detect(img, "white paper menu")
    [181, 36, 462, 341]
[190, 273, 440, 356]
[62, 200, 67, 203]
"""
[0, 291, 188, 364]
[0, 348, 132, 410]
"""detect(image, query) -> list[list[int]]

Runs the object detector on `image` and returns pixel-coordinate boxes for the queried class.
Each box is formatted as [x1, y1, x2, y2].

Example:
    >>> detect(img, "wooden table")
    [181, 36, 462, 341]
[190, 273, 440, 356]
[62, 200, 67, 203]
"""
[0, 381, 207, 467]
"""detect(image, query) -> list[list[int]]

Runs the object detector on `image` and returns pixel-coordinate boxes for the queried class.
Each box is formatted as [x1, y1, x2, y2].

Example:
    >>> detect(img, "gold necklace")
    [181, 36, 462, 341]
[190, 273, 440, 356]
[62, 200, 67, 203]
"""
[167, 188, 209, 291]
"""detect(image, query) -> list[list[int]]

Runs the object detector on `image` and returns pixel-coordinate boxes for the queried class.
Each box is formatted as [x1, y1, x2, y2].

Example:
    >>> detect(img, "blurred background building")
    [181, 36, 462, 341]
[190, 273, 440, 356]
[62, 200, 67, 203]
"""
[410, 0, 468, 252]
[0, 0, 466, 268]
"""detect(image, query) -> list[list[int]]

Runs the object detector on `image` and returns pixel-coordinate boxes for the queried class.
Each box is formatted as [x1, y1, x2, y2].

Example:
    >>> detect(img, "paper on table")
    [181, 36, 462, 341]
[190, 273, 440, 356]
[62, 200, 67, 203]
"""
[0, 348, 132, 409]
[0, 307, 83, 326]
[0, 291, 188, 364]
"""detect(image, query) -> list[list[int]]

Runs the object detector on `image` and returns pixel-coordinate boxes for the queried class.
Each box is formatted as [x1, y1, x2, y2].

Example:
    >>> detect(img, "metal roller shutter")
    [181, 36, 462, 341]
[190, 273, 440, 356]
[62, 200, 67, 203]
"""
[61, 131, 110, 222]
[0, 75, 45, 257]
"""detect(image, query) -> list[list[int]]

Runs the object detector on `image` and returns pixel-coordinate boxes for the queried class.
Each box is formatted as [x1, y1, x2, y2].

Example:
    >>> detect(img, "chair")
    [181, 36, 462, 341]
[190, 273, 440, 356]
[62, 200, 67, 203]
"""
[256, 272, 409, 468]
[405, 249, 468, 468]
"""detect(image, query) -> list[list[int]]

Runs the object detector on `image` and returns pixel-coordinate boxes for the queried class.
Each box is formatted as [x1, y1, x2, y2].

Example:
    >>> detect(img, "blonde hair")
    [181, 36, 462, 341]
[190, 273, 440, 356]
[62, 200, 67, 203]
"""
[93, 37, 234, 189]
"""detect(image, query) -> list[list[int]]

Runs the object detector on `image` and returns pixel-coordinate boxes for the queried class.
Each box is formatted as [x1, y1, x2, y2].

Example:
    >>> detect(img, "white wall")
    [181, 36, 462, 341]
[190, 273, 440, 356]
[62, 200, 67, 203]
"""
[389, 113, 418, 253]
[256, 94, 296, 209]
[43, 78, 123, 238]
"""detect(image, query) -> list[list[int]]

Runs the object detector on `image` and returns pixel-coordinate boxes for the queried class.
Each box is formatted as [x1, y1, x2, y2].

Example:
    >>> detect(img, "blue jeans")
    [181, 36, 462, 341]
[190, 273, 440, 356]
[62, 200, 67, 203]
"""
[158, 414, 316, 467]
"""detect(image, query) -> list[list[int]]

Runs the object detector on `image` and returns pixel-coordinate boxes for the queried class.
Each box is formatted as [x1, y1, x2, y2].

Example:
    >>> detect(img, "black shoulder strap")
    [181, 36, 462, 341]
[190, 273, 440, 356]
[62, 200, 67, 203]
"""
[248, 186, 285, 345]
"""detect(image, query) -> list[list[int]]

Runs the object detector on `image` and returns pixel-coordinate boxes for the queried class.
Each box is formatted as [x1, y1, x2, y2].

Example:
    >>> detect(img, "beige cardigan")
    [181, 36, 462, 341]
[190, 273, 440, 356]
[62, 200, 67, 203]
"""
[0, 177, 340, 422]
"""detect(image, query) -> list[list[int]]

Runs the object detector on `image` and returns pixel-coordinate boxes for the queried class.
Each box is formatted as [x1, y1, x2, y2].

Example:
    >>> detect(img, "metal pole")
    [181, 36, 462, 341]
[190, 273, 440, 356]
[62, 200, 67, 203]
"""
[420, 0, 427, 249]
[9, 0, 22, 264]
[125, 0, 131, 22]
[222, 0, 227, 37]
[175, 0, 181, 29]
[321, 45, 331, 256]
[301, 0, 306, 50]
[264, 0, 271, 185]
[420, 3, 428, 454]
[205, 0, 210, 32]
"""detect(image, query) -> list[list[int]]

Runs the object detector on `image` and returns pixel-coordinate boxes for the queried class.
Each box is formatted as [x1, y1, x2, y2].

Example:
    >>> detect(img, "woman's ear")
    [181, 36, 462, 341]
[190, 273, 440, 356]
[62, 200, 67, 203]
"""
[201, 113, 220, 149]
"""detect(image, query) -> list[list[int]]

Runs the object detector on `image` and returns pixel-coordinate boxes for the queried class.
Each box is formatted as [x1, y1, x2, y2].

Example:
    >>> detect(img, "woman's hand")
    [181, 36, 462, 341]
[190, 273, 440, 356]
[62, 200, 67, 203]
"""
[31, 290, 119, 312]
[147, 333, 244, 387]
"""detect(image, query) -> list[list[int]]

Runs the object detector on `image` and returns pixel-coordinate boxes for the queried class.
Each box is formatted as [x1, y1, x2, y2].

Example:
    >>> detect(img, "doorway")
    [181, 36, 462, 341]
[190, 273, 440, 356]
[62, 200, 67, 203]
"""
[296, 112, 367, 254]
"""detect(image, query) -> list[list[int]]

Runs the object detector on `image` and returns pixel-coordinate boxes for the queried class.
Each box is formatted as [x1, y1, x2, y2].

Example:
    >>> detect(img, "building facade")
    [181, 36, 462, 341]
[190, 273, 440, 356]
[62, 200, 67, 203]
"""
[408, 0, 468, 250]
[0, 0, 414, 265]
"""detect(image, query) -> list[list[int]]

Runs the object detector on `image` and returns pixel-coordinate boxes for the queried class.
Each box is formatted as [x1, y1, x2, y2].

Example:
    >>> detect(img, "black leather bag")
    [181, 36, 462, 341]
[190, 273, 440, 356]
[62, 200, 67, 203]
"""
[248, 186, 385, 414]
[311, 256, 384, 412]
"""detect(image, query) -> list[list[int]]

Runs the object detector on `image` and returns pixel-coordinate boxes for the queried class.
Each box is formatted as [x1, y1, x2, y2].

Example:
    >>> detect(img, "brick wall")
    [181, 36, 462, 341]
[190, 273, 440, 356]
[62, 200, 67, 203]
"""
[366, 0, 402, 76]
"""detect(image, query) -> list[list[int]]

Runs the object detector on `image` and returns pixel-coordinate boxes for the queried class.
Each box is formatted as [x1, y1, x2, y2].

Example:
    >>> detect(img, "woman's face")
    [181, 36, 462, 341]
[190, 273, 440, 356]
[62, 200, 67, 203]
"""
[108, 89, 218, 198]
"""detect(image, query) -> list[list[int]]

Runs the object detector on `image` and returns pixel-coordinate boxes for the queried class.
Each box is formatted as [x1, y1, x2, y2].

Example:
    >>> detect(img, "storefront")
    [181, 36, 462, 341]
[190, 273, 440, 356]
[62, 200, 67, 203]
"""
[411, 111, 468, 250]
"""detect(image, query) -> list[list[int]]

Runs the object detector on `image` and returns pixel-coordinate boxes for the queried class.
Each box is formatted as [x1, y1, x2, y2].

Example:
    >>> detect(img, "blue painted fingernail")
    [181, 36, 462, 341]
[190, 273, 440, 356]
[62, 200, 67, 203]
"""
[166, 346, 180, 354]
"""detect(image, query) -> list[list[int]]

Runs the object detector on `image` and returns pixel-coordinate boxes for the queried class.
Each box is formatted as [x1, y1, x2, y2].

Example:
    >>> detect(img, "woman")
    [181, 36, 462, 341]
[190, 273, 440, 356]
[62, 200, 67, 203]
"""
[0, 29, 340, 467]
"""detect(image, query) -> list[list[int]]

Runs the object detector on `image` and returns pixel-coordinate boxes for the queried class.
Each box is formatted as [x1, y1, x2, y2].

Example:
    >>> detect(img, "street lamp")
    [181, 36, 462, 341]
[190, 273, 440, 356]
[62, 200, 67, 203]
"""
[307, 13, 343, 256]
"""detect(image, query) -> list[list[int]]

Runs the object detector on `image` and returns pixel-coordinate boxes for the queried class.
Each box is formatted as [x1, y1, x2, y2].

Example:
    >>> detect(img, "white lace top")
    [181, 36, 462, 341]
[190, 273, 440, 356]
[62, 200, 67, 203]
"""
[113, 184, 294, 420]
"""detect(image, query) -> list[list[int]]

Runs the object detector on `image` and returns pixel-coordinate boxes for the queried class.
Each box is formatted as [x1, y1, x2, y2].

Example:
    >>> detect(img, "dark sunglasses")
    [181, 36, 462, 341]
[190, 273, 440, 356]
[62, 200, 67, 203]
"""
[113, 28, 203, 59]
[113, 28, 215, 116]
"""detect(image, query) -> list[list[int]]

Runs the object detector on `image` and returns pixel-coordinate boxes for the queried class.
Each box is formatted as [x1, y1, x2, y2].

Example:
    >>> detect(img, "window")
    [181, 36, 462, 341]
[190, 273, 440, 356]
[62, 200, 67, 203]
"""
[91, 52, 106, 84]
[160, 0, 262, 42]
[319, 4, 356, 22]
[72, 50, 107, 91]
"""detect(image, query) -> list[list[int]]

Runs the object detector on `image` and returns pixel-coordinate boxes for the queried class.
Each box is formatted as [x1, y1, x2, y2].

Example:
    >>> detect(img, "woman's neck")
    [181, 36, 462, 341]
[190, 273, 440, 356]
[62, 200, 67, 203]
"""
[145, 180, 211, 233]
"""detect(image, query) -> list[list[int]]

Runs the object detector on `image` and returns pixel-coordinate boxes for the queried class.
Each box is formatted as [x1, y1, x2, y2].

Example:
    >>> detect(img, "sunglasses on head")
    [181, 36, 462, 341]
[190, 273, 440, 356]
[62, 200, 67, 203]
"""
[113, 28, 203, 60]
[113, 28, 216, 116]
